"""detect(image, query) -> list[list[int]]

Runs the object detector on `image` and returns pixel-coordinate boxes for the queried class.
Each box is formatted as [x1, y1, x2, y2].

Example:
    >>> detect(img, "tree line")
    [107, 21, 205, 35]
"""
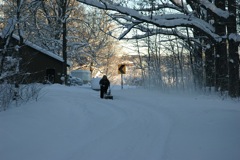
[77, 0, 240, 98]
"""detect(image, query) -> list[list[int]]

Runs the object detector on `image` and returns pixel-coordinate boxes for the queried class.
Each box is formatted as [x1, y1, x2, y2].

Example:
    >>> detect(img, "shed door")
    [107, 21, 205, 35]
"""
[46, 69, 55, 83]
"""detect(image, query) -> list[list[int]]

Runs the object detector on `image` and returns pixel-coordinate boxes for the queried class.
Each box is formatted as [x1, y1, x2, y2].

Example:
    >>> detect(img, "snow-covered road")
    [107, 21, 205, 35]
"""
[73, 90, 172, 160]
[1, 84, 240, 160]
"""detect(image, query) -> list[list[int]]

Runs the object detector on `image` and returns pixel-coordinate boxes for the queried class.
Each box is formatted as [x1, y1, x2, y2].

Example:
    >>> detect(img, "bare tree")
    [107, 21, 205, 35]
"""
[0, 0, 44, 111]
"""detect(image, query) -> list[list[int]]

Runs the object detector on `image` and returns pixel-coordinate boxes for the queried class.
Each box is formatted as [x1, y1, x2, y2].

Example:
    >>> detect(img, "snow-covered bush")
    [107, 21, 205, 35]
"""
[0, 82, 13, 111]
[0, 83, 44, 111]
[18, 83, 44, 102]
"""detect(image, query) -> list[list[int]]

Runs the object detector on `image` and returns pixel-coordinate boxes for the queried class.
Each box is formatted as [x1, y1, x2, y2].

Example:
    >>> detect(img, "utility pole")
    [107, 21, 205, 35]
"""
[62, 0, 68, 85]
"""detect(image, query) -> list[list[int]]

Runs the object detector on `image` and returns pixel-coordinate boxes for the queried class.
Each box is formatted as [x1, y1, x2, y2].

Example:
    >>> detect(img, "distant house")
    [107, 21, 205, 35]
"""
[0, 34, 70, 84]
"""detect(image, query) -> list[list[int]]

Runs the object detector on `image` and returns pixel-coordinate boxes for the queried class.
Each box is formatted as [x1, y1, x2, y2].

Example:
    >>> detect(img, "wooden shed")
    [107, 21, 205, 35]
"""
[0, 34, 70, 84]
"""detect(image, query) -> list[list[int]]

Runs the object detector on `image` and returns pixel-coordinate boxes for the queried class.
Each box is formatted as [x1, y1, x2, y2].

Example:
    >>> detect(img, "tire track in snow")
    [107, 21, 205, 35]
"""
[69, 89, 175, 160]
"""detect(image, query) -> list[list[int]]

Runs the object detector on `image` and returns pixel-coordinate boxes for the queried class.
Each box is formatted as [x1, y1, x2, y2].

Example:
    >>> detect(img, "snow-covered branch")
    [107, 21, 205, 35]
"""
[197, 0, 230, 19]
[77, 0, 224, 42]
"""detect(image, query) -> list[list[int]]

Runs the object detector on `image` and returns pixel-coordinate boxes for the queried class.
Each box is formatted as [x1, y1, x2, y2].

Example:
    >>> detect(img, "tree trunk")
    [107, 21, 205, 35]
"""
[204, 0, 215, 90]
[214, 0, 228, 92]
[227, 0, 239, 97]
[192, 29, 204, 90]
[205, 43, 215, 89]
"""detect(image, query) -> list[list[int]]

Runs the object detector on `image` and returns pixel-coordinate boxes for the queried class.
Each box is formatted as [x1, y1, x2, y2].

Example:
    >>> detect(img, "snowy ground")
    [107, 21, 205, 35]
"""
[0, 84, 240, 160]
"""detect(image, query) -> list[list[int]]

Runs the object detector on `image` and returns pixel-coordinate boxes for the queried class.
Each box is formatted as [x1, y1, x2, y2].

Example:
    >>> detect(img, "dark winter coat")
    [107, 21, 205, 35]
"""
[99, 75, 110, 98]
[99, 75, 110, 90]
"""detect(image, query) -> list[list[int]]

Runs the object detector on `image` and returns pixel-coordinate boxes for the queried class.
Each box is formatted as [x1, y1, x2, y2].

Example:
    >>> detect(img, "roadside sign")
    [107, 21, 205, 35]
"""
[118, 64, 126, 74]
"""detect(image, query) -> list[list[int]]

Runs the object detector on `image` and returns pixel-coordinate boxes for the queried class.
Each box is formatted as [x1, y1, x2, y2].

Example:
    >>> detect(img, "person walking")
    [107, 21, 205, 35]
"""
[99, 75, 110, 98]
